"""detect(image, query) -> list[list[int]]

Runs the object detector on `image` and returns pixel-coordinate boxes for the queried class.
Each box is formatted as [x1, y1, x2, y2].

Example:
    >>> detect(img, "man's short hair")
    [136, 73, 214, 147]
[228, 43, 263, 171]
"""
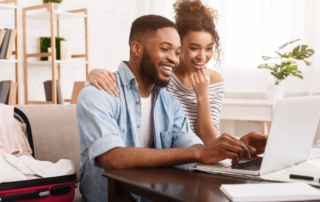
[129, 15, 178, 45]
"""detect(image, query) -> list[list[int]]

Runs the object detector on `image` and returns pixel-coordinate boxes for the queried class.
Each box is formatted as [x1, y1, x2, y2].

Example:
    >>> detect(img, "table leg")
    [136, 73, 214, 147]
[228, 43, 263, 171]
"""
[108, 179, 138, 202]
[108, 179, 117, 202]
[249, 121, 268, 136]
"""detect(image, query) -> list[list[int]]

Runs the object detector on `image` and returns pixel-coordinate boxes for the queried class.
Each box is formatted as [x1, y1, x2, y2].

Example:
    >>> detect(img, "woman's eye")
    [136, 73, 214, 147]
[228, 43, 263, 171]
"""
[176, 52, 181, 56]
[206, 47, 213, 51]
[161, 48, 168, 51]
[190, 47, 198, 51]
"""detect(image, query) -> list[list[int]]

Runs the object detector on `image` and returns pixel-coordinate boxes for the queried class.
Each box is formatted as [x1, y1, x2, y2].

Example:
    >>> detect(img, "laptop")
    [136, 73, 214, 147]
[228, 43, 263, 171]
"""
[196, 96, 320, 176]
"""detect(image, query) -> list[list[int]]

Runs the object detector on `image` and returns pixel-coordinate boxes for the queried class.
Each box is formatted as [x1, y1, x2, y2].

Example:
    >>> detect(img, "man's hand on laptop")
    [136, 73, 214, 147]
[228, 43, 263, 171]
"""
[240, 132, 268, 156]
[197, 133, 251, 165]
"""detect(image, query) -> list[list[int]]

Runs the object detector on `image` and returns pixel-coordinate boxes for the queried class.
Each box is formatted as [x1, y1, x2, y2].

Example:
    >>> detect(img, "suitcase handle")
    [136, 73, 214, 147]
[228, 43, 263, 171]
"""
[0, 188, 49, 202]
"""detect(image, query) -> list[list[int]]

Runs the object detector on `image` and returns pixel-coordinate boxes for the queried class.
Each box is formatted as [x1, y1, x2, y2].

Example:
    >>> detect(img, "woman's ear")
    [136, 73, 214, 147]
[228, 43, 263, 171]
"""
[130, 42, 142, 57]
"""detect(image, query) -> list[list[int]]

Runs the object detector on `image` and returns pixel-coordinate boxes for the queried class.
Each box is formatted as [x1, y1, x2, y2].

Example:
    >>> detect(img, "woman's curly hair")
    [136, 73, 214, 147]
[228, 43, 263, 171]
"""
[174, 0, 221, 66]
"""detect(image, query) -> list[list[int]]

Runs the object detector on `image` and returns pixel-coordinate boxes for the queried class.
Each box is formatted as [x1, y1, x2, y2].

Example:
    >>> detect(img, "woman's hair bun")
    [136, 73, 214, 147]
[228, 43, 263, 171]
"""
[174, 0, 218, 23]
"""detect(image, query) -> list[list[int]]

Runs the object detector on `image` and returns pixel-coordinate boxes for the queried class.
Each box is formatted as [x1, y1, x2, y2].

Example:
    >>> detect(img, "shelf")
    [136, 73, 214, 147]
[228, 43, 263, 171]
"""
[0, 59, 18, 63]
[26, 10, 87, 21]
[28, 60, 88, 65]
[0, 3, 17, 12]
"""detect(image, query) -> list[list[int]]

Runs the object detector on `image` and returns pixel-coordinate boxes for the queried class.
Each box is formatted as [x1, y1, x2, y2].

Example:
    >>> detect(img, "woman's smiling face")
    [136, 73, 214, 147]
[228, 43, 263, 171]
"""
[180, 31, 214, 72]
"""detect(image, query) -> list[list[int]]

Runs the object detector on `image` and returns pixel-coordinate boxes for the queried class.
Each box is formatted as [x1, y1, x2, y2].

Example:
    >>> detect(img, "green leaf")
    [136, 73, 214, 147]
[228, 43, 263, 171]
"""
[280, 52, 293, 58]
[303, 60, 312, 66]
[292, 45, 315, 60]
[262, 56, 272, 61]
[275, 51, 282, 57]
[279, 39, 301, 50]
[288, 64, 298, 70]
[258, 64, 273, 70]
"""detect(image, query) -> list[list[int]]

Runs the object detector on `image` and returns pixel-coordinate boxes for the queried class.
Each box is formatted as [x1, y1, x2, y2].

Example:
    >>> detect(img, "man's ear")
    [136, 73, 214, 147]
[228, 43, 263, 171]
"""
[130, 42, 142, 57]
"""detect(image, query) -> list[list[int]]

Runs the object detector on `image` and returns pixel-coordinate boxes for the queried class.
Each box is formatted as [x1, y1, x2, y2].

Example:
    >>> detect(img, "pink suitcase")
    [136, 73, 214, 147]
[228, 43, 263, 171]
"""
[0, 108, 77, 202]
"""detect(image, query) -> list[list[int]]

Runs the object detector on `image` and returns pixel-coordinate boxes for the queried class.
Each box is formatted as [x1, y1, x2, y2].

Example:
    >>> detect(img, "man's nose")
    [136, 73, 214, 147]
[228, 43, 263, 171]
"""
[167, 50, 179, 65]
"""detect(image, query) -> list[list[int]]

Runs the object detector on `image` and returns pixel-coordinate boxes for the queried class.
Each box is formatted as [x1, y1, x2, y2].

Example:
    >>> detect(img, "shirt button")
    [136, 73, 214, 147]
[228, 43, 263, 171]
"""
[136, 102, 139, 105]
[167, 132, 171, 135]
[129, 87, 131, 90]
[137, 125, 140, 128]
[135, 196, 138, 200]
[132, 81, 135, 85]
[122, 129, 125, 132]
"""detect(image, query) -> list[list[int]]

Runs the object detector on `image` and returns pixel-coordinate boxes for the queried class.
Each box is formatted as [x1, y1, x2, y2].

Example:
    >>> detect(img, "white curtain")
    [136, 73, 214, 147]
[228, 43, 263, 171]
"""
[137, 0, 320, 96]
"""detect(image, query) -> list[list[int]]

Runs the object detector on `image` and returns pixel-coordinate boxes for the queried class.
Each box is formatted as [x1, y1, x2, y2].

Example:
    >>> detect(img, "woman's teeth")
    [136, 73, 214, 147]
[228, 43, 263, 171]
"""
[160, 66, 172, 71]
[192, 61, 204, 66]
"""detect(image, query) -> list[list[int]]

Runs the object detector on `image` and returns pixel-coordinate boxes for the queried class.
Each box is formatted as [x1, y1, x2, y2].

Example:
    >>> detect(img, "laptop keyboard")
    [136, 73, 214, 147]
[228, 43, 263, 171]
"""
[231, 158, 263, 171]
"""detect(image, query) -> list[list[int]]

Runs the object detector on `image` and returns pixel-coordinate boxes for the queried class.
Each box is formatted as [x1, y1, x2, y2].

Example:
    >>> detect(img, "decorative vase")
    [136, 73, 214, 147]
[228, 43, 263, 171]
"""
[267, 85, 285, 101]
[60, 41, 71, 60]
[46, 3, 59, 11]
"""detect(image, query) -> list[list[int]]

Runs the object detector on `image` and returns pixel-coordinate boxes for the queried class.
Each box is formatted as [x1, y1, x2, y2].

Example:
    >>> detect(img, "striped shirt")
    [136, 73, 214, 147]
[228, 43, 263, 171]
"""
[166, 73, 225, 134]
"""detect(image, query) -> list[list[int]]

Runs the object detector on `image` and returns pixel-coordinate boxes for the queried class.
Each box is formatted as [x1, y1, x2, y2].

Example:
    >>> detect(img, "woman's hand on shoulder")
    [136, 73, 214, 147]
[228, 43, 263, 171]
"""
[191, 67, 210, 101]
[88, 69, 119, 96]
[208, 69, 224, 84]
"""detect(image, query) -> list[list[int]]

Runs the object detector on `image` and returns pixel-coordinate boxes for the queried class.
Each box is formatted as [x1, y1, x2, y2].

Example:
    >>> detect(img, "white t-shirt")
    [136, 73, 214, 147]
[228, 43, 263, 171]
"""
[140, 93, 153, 148]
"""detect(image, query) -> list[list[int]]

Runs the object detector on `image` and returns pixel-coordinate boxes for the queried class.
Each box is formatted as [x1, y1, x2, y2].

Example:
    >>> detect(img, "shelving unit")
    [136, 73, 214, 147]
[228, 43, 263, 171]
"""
[0, 0, 20, 104]
[23, 3, 89, 104]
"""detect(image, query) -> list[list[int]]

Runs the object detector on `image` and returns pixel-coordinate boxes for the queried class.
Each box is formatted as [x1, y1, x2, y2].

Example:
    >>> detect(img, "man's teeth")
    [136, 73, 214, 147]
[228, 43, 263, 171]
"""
[161, 66, 172, 71]
[193, 61, 204, 66]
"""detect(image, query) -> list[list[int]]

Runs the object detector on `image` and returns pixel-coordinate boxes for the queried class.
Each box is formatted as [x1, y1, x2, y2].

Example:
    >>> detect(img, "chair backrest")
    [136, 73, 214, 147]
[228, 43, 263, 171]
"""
[16, 104, 80, 180]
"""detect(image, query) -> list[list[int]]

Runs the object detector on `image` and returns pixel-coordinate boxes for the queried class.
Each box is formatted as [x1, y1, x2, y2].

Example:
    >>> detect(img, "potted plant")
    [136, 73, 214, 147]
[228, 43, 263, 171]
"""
[43, 0, 63, 11]
[258, 39, 314, 101]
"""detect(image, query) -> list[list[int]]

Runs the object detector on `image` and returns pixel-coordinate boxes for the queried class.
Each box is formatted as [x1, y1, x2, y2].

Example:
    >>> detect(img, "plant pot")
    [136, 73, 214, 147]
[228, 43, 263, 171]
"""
[267, 85, 285, 101]
[46, 3, 59, 11]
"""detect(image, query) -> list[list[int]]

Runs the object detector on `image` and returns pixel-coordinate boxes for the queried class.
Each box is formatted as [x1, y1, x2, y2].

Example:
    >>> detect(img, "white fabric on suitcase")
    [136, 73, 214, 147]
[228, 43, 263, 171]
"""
[0, 155, 27, 183]
[0, 104, 23, 156]
[0, 154, 75, 183]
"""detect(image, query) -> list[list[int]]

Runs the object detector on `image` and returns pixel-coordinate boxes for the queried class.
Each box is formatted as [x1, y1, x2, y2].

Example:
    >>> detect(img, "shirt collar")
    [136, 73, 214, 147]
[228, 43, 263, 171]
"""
[118, 61, 136, 86]
[118, 60, 163, 96]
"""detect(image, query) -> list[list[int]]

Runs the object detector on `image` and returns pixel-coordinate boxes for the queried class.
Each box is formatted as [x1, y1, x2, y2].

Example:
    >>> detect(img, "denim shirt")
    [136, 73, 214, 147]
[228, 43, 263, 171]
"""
[76, 61, 204, 202]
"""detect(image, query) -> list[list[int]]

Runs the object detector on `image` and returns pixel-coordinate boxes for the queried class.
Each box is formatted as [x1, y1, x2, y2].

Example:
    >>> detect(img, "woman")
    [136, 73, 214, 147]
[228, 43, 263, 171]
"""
[88, 0, 224, 145]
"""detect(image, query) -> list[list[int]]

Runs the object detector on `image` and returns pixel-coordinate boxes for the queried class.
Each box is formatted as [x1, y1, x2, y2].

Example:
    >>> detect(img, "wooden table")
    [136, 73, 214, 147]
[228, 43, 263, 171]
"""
[104, 167, 320, 202]
[220, 99, 276, 135]
[103, 167, 271, 202]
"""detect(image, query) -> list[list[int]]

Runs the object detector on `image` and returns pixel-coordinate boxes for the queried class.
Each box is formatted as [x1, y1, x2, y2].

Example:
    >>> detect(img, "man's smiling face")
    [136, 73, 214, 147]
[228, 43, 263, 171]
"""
[140, 27, 181, 87]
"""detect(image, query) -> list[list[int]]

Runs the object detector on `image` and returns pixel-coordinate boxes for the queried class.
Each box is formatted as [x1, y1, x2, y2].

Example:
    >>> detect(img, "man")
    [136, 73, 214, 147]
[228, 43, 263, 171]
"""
[77, 15, 267, 202]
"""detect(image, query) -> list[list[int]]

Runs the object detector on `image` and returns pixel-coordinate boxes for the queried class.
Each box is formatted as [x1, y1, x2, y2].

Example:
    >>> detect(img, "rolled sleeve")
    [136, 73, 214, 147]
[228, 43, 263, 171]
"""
[77, 85, 125, 167]
[89, 135, 125, 167]
[173, 132, 203, 148]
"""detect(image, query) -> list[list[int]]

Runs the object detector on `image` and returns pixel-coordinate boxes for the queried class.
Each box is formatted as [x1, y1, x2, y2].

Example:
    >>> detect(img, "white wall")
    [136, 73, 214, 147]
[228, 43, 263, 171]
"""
[0, 0, 137, 102]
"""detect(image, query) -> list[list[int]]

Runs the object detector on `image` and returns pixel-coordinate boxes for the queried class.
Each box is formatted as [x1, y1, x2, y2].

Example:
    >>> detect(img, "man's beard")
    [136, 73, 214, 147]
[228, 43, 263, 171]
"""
[140, 49, 170, 88]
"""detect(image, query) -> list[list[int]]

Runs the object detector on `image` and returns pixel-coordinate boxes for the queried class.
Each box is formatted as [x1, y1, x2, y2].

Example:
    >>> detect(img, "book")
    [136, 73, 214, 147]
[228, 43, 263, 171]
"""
[0, 29, 6, 48]
[70, 81, 88, 104]
[0, 29, 11, 59]
[220, 183, 320, 202]
[43, 80, 63, 104]
[5, 29, 17, 60]
[3, 80, 17, 105]
[0, 81, 10, 104]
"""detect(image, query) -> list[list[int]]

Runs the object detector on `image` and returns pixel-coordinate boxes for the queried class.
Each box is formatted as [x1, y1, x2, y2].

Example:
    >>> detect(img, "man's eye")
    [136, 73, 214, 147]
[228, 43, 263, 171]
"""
[176, 52, 181, 56]
[190, 47, 198, 51]
[161, 48, 168, 51]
